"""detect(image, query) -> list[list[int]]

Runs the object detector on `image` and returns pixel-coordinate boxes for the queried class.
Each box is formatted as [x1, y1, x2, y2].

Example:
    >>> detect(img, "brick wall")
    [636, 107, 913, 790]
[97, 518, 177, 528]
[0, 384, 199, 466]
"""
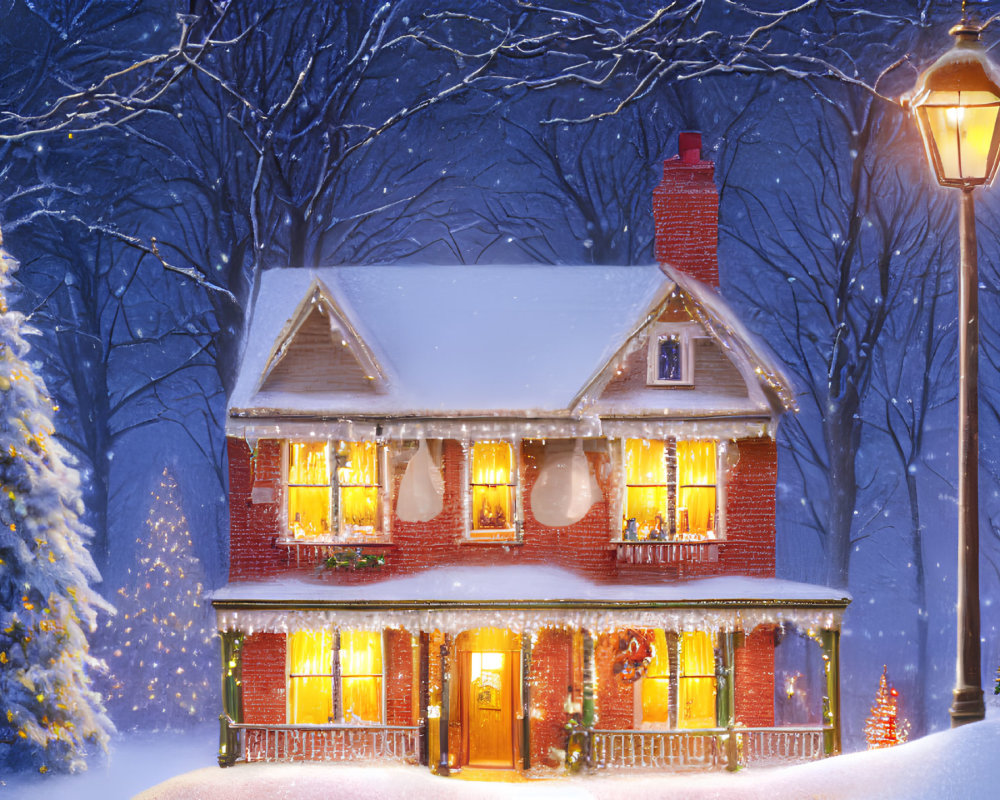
[242, 632, 286, 724]
[228, 438, 284, 581]
[385, 629, 415, 726]
[528, 628, 573, 767]
[227, 436, 776, 584]
[735, 627, 775, 727]
[653, 138, 719, 287]
[594, 632, 634, 730]
[721, 439, 776, 578]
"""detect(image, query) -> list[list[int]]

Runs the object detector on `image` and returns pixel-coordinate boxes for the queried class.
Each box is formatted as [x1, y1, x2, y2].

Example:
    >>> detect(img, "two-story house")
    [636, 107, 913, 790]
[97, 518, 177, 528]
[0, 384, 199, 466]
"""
[211, 132, 850, 776]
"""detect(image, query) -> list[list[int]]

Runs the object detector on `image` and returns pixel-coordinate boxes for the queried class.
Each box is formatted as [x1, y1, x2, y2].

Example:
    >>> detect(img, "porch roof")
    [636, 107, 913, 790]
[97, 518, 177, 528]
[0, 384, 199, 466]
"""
[211, 566, 849, 636]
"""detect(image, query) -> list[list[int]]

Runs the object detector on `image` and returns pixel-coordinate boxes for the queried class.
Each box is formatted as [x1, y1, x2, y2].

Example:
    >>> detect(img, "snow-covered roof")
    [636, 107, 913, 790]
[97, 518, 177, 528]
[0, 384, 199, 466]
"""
[211, 565, 848, 636]
[228, 265, 794, 433]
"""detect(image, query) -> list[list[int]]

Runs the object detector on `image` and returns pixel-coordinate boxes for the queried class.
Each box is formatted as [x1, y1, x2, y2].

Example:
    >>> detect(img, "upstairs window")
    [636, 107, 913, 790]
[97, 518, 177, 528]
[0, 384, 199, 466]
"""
[469, 441, 518, 541]
[646, 323, 695, 386]
[676, 441, 717, 538]
[621, 438, 717, 541]
[286, 441, 382, 541]
[288, 629, 383, 724]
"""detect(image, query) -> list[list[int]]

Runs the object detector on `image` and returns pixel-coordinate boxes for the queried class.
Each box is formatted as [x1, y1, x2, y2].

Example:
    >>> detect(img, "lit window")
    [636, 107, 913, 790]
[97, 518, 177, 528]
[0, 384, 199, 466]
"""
[646, 324, 695, 386]
[288, 629, 383, 724]
[678, 631, 716, 729]
[641, 629, 670, 725]
[339, 631, 384, 723]
[470, 441, 517, 540]
[621, 439, 717, 541]
[286, 441, 382, 541]
[676, 441, 717, 537]
[288, 630, 334, 724]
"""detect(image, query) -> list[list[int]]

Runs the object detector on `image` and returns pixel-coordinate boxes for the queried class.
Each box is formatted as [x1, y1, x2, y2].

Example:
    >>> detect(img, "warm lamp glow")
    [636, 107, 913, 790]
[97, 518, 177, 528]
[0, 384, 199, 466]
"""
[905, 24, 1000, 188]
[471, 441, 515, 537]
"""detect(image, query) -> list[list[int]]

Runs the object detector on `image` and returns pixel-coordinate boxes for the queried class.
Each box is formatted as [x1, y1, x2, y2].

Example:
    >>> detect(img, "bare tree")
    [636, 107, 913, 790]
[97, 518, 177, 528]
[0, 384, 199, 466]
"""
[727, 88, 941, 588]
[868, 228, 954, 735]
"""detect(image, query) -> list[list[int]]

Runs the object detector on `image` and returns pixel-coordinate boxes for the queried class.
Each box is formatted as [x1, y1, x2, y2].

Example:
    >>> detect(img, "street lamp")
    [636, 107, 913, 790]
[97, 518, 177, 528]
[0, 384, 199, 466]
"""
[903, 20, 1000, 727]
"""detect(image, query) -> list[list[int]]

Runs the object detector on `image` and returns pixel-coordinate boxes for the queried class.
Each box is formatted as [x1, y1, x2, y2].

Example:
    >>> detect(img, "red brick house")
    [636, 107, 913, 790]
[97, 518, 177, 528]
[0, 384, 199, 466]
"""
[212, 132, 849, 775]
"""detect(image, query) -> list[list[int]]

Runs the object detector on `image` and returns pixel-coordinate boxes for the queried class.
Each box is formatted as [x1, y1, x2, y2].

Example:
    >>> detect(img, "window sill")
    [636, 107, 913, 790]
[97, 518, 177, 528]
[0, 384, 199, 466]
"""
[612, 539, 722, 565]
[276, 538, 393, 568]
[460, 538, 523, 546]
[276, 537, 393, 548]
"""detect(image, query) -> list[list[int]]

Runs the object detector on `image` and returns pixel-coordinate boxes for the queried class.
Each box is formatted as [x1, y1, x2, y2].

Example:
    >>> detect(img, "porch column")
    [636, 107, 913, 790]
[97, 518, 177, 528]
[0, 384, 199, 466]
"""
[218, 630, 244, 767]
[438, 634, 451, 774]
[521, 634, 532, 770]
[582, 631, 595, 727]
[718, 630, 738, 771]
[820, 628, 842, 755]
[419, 631, 430, 766]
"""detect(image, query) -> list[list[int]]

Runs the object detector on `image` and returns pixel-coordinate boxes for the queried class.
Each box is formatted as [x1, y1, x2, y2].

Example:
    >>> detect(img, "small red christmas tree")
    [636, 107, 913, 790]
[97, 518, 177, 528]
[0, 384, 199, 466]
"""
[864, 665, 908, 749]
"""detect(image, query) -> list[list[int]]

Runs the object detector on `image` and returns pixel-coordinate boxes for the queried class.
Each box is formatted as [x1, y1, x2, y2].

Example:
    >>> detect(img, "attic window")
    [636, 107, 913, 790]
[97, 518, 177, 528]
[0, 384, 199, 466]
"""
[647, 323, 696, 386]
[285, 440, 384, 542]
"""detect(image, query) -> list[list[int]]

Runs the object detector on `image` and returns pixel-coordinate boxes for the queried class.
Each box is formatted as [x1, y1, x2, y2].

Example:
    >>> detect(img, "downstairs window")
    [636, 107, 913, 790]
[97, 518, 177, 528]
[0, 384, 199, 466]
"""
[288, 629, 383, 724]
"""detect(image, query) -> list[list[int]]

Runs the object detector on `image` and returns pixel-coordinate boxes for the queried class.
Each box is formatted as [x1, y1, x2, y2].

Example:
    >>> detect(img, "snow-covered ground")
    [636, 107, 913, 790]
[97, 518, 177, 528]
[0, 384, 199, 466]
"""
[3, 715, 998, 800]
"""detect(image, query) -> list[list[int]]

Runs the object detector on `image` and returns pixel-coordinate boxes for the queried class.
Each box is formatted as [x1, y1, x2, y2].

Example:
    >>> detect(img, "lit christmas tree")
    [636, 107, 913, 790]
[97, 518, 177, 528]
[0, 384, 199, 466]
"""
[0, 233, 114, 773]
[864, 665, 909, 750]
[96, 467, 216, 729]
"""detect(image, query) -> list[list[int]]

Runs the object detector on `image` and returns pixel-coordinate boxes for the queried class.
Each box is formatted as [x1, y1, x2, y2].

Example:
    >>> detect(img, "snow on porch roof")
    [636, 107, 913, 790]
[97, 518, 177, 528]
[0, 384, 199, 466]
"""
[228, 264, 793, 419]
[211, 565, 850, 636]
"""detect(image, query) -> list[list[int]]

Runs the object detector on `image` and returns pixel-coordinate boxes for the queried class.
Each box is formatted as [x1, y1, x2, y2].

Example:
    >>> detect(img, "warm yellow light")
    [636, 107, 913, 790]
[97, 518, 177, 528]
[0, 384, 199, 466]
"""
[641, 629, 670, 724]
[471, 441, 515, 537]
[623, 439, 668, 540]
[337, 442, 378, 537]
[905, 24, 1000, 188]
[287, 441, 330, 538]
[678, 631, 716, 729]
[677, 441, 717, 537]
[340, 630, 383, 723]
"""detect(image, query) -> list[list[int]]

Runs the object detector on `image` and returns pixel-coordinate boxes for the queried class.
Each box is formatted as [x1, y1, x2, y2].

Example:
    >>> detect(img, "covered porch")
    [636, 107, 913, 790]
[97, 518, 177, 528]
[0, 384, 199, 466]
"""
[211, 566, 849, 774]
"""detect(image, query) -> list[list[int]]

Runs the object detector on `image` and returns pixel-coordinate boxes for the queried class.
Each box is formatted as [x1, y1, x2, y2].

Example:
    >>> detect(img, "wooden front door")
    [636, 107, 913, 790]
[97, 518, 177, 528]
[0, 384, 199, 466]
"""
[457, 630, 520, 769]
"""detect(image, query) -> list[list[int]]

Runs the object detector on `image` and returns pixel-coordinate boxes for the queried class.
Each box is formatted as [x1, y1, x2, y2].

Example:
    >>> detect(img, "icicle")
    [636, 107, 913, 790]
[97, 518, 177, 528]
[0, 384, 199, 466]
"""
[395, 439, 444, 522]
[530, 439, 601, 527]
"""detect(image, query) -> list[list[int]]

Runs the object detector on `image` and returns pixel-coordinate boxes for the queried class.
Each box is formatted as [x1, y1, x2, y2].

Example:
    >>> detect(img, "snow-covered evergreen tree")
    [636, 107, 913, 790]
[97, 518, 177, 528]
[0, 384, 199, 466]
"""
[96, 467, 216, 729]
[0, 232, 114, 773]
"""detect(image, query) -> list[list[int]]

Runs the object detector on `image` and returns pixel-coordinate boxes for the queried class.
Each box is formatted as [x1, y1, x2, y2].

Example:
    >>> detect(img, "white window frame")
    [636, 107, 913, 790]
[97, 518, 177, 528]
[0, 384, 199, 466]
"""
[646, 322, 698, 386]
[281, 440, 389, 543]
[286, 629, 386, 725]
[462, 438, 523, 542]
[617, 438, 728, 543]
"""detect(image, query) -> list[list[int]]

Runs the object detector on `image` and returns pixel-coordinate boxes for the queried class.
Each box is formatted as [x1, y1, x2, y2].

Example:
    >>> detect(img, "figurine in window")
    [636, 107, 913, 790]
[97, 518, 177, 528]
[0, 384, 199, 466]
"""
[625, 518, 638, 541]
[650, 513, 665, 541]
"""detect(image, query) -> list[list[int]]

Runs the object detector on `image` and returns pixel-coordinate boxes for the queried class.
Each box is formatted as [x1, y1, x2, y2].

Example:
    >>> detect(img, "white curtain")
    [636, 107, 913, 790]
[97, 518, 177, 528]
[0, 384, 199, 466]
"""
[396, 439, 444, 522]
[531, 440, 601, 527]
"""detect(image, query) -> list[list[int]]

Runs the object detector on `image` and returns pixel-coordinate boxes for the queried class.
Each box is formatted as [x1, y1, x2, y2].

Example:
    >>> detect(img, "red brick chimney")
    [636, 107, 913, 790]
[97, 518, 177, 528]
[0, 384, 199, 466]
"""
[653, 131, 719, 287]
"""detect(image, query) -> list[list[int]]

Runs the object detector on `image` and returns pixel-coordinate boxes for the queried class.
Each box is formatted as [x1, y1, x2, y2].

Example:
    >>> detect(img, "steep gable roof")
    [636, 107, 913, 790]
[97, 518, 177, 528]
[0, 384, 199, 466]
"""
[577, 264, 796, 417]
[255, 279, 385, 396]
[228, 265, 793, 429]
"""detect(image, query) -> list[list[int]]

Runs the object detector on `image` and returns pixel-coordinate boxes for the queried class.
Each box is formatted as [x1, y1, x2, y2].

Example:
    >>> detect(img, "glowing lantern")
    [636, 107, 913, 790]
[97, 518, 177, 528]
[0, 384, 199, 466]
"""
[905, 23, 1000, 188]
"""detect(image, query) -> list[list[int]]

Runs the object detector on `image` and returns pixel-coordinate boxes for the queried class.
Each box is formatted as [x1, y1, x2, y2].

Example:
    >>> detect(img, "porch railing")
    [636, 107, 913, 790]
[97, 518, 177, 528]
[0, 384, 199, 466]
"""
[223, 717, 420, 764]
[742, 726, 828, 764]
[589, 725, 831, 771]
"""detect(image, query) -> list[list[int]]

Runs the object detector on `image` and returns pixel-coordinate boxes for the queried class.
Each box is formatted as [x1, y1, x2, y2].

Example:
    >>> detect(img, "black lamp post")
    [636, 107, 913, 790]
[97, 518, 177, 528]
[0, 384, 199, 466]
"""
[904, 20, 1000, 727]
